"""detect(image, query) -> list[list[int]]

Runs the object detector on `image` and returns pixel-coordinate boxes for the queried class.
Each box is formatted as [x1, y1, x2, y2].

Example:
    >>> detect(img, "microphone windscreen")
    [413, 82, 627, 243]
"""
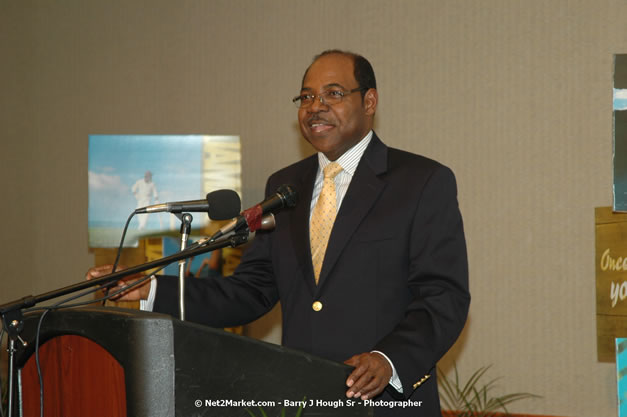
[206, 189, 241, 220]
[278, 184, 298, 208]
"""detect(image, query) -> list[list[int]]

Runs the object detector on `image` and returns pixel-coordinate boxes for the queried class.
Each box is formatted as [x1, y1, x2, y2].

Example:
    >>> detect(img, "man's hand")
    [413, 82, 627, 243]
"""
[85, 264, 151, 301]
[344, 352, 393, 400]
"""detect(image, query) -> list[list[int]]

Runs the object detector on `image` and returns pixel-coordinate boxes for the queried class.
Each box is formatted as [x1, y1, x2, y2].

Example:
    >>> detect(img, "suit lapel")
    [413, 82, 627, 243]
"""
[289, 156, 318, 294]
[315, 134, 389, 291]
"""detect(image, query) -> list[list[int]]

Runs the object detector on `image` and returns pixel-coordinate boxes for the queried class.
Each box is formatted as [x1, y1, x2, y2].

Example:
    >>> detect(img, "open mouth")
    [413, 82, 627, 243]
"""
[308, 119, 334, 133]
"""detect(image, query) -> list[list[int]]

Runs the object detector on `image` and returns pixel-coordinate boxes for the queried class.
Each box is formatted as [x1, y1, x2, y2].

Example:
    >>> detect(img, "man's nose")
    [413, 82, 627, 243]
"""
[308, 94, 329, 112]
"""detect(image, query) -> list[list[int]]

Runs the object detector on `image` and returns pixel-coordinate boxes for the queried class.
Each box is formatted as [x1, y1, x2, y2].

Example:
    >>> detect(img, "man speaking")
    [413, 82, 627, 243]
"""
[88, 50, 470, 416]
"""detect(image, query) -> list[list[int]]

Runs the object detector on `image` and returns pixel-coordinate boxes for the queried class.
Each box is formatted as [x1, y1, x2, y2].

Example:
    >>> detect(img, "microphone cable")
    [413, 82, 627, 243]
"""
[100, 211, 136, 306]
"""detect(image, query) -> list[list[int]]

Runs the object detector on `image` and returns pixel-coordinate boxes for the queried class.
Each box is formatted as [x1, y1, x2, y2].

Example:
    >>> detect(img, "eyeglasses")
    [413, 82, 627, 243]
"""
[292, 87, 365, 108]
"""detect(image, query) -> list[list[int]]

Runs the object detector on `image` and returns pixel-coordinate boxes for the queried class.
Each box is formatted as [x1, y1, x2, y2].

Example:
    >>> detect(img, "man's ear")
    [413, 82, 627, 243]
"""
[363, 88, 378, 116]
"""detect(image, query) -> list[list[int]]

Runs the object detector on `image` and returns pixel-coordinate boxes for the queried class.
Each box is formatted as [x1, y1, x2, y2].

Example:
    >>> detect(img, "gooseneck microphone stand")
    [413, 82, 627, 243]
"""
[0, 230, 250, 417]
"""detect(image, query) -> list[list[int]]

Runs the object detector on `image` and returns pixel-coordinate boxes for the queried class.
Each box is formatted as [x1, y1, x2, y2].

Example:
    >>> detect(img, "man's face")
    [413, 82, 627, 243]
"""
[298, 54, 377, 161]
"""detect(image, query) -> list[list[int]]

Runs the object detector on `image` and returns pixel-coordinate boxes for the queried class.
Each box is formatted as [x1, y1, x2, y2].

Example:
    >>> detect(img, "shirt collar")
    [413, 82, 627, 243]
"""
[317, 130, 373, 176]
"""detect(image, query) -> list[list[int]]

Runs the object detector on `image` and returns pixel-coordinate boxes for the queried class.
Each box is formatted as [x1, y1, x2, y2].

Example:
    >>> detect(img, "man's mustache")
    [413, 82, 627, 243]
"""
[307, 116, 332, 124]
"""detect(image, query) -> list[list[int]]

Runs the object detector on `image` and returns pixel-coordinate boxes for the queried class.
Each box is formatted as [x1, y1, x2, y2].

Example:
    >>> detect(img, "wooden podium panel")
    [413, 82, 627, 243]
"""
[20, 335, 126, 417]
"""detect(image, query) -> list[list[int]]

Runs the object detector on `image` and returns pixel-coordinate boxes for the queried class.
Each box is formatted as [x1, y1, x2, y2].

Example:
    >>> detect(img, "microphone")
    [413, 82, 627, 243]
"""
[134, 189, 241, 220]
[185, 213, 276, 251]
[210, 184, 297, 241]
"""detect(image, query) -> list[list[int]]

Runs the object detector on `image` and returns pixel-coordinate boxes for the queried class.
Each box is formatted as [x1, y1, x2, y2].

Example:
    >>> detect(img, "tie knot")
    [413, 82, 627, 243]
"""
[323, 162, 343, 179]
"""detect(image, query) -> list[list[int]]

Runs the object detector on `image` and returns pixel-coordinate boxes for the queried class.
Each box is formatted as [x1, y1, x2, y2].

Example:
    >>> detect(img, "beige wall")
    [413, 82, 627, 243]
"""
[1, 1, 625, 415]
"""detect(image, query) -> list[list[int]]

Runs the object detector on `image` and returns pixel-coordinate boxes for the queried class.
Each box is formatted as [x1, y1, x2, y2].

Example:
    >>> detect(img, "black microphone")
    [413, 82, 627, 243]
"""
[134, 189, 241, 220]
[185, 213, 277, 251]
[210, 184, 297, 240]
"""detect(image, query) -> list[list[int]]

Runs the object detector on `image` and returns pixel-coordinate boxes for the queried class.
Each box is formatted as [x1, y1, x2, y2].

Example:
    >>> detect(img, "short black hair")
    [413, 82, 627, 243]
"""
[303, 49, 377, 98]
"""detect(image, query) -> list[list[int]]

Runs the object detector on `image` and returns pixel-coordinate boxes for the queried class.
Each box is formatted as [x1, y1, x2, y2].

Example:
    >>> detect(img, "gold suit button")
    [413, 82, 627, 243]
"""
[312, 301, 323, 311]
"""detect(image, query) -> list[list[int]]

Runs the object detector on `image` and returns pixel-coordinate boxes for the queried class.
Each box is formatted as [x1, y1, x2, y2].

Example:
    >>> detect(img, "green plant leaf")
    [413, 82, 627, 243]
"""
[294, 396, 307, 417]
[438, 363, 541, 415]
[244, 408, 258, 417]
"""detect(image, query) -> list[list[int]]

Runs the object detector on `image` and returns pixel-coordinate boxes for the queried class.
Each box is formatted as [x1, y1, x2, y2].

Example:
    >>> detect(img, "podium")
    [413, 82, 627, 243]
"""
[13, 307, 373, 417]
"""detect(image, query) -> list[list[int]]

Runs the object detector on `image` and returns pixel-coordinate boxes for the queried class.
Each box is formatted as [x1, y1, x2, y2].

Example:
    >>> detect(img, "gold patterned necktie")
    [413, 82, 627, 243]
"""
[310, 162, 343, 284]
